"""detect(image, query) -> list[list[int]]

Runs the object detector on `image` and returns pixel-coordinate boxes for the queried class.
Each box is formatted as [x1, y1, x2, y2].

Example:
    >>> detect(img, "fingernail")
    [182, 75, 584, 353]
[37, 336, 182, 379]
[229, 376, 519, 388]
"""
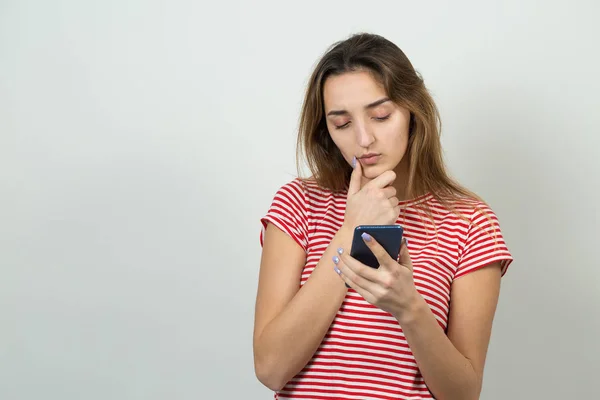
[337, 247, 343, 255]
[361, 232, 372, 242]
[405, 238, 409, 246]
[352, 156, 356, 168]
[333, 256, 339, 264]
[334, 265, 341, 275]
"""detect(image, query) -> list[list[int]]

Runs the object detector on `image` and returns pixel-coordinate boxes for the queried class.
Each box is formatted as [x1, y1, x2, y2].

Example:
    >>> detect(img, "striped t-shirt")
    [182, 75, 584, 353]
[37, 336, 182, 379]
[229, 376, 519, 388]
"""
[259, 178, 513, 400]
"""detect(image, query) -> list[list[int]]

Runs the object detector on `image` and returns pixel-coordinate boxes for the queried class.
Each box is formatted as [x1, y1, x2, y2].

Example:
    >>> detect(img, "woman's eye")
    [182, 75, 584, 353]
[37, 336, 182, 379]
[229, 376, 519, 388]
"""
[334, 115, 389, 129]
[374, 114, 391, 121]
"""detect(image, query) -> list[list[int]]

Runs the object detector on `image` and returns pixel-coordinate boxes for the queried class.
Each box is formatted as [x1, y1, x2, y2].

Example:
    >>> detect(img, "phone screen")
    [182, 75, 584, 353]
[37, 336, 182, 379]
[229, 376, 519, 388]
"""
[349, 225, 404, 269]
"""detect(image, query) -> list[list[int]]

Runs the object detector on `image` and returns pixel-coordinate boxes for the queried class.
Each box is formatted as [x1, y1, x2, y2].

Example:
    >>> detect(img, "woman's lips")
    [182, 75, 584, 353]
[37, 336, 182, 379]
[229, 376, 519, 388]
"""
[359, 154, 381, 165]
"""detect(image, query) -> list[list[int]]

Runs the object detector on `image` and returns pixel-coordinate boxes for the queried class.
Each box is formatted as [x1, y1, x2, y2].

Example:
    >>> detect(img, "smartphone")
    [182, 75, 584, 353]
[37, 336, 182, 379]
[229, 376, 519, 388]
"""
[350, 225, 404, 269]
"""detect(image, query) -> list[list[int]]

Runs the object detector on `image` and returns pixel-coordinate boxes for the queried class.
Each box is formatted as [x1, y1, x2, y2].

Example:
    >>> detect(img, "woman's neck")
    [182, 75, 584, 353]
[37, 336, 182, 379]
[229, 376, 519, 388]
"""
[392, 157, 410, 201]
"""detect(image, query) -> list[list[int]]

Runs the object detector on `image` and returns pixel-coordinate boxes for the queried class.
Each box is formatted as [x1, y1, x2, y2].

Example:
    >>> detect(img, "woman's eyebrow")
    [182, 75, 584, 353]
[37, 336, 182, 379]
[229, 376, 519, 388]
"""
[326, 97, 391, 117]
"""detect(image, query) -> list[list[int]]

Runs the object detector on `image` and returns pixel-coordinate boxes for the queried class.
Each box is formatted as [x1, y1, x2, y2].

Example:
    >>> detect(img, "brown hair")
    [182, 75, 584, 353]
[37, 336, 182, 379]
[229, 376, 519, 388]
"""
[296, 32, 487, 223]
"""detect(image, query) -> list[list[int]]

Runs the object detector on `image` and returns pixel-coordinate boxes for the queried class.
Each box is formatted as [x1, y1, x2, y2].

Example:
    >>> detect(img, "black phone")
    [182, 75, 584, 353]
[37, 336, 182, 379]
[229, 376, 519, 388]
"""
[350, 225, 404, 269]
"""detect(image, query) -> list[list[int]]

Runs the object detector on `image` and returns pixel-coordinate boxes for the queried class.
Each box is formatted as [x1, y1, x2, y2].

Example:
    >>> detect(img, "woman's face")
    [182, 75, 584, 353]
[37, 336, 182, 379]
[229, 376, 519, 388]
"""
[323, 70, 411, 181]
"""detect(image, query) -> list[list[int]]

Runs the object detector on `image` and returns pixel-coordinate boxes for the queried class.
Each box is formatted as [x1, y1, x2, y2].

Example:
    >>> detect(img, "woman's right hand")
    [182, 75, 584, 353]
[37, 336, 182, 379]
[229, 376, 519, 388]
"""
[343, 157, 401, 230]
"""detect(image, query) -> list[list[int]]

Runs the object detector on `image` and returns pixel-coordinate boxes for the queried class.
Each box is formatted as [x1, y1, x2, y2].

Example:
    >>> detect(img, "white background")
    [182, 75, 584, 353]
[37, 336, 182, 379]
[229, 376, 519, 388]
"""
[1, 0, 599, 399]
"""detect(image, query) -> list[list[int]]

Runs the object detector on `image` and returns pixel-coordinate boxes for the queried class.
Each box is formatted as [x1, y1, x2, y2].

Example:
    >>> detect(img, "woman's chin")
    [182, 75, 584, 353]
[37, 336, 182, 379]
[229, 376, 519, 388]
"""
[362, 164, 387, 179]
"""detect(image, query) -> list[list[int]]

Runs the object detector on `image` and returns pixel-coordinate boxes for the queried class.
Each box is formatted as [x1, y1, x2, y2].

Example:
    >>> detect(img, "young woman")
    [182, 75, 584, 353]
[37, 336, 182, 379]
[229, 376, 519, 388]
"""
[253, 33, 513, 400]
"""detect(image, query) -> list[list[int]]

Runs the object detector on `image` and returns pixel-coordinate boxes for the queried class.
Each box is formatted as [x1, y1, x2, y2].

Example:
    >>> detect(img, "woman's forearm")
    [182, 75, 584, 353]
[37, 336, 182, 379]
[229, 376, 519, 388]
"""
[395, 296, 480, 400]
[254, 226, 353, 391]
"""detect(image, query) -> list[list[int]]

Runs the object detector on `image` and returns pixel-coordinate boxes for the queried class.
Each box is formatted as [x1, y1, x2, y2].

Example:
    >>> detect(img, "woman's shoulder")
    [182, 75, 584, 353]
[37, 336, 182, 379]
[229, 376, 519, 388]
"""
[424, 192, 501, 225]
[267, 177, 308, 205]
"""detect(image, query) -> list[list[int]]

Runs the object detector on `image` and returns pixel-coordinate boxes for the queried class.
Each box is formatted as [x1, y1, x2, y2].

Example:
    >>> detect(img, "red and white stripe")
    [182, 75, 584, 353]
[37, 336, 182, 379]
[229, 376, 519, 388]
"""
[260, 179, 512, 399]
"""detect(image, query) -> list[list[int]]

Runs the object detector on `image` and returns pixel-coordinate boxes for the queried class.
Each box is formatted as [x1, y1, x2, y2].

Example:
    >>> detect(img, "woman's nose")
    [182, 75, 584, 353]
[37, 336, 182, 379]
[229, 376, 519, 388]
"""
[355, 122, 375, 147]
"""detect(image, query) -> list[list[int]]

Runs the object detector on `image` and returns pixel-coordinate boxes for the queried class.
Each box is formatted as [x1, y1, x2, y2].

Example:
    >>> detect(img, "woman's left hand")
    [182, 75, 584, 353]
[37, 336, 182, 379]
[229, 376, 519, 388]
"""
[334, 234, 420, 318]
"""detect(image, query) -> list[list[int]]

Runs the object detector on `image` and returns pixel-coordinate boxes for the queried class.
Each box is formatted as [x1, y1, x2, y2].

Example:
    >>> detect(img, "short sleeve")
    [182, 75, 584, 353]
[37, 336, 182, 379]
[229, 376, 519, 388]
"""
[259, 179, 308, 252]
[455, 203, 513, 279]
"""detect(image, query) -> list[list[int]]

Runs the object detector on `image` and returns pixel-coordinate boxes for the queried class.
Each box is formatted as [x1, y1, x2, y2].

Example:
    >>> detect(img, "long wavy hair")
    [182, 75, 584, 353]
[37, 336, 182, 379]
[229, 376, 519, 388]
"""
[296, 32, 486, 221]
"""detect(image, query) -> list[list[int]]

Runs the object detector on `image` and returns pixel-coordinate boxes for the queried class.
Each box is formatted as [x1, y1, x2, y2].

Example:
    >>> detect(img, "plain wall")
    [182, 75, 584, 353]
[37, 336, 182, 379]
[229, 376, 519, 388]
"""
[1, 0, 598, 398]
